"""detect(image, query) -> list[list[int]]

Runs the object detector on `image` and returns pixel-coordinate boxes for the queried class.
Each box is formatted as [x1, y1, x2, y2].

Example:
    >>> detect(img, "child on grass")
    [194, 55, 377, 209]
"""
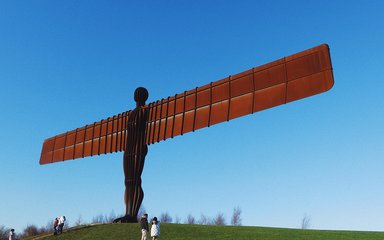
[150, 217, 160, 240]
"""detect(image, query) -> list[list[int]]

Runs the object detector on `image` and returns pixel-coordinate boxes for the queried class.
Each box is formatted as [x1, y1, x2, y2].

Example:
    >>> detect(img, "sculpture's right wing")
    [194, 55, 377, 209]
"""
[145, 44, 334, 144]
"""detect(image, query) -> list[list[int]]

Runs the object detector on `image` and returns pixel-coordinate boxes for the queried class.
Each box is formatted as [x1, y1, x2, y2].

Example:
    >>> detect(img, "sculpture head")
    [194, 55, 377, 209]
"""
[134, 87, 149, 107]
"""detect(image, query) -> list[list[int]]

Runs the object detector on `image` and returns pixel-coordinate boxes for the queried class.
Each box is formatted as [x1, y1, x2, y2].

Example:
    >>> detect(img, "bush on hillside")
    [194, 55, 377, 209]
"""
[231, 206, 242, 226]
[213, 213, 226, 225]
[185, 214, 196, 224]
[0, 225, 10, 240]
[198, 214, 212, 225]
[20, 224, 51, 238]
[160, 212, 172, 223]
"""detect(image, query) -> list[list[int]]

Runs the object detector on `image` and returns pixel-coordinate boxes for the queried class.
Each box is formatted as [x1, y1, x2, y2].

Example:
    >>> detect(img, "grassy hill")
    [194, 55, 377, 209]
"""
[28, 223, 384, 240]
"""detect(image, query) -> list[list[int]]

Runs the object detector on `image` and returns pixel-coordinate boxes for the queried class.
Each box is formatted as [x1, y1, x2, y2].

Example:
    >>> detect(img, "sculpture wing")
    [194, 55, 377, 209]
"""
[40, 111, 131, 164]
[145, 44, 334, 144]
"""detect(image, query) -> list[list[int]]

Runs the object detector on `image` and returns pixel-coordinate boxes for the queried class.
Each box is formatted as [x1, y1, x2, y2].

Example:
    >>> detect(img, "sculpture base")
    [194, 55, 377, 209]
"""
[113, 215, 138, 223]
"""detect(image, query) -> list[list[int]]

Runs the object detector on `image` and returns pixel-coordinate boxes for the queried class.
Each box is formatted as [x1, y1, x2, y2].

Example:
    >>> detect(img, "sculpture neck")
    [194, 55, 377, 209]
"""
[136, 102, 145, 108]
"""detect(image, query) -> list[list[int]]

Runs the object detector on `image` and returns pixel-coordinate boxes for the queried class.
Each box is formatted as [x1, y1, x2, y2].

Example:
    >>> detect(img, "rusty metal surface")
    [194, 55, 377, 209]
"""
[120, 87, 149, 222]
[40, 44, 334, 165]
[39, 110, 131, 164]
[145, 44, 334, 144]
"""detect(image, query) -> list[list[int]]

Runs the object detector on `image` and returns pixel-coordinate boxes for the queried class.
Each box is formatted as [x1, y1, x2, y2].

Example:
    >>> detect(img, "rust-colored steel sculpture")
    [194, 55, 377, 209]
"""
[40, 44, 334, 222]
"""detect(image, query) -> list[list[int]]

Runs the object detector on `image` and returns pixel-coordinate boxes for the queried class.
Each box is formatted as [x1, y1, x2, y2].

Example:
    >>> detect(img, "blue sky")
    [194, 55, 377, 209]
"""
[1, 0, 384, 232]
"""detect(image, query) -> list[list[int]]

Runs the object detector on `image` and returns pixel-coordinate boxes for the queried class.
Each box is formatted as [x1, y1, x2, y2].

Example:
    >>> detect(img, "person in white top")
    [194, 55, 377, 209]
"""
[8, 229, 15, 240]
[58, 216, 66, 234]
[150, 217, 160, 240]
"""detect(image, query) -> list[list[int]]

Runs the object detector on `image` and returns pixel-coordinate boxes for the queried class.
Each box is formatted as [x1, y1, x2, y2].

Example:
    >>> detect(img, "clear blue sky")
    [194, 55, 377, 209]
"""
[1, 0, 383, 232]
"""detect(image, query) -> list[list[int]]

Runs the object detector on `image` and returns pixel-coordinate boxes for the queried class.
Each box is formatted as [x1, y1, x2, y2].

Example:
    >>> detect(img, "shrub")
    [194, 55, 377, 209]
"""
[213, 213, 226, 226]
[185, 214, 196, 224]
[159, 212, 172, 223]
[231, 206, 242, 226]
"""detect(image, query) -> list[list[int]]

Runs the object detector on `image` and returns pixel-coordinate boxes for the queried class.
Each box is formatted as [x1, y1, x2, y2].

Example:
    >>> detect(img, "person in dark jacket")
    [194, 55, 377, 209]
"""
[140, 213, 149, 240]
[53, 218, 59, 235]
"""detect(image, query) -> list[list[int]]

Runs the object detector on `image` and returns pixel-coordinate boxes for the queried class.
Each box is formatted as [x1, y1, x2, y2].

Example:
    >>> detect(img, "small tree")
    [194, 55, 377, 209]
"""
[22, 224, 39, 238]
[301, 214, 311, 229]
[185, 214, 196, 224]
[213, 213, 226, 225]
[198, 214, 212, 225]
[74, 215, 83, 226]
[107, 210, 117, 223]
[92, 214, 106, 224]
[64, 218, 70, 230]
[174, 215, 181, 224]
[231, 206, 242, 226]
[44, 219, 54, 232]
[0, 225, 10, 240]
[38, 222, 51, 235]
[160, 212, 172, 223]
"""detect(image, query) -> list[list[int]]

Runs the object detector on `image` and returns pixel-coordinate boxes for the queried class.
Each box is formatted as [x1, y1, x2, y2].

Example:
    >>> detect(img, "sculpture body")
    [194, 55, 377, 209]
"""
[120, 88, 149, 222]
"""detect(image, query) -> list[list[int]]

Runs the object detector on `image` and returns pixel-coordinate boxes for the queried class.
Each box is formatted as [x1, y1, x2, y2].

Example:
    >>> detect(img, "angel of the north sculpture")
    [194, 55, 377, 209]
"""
[40, 44, 334, 223]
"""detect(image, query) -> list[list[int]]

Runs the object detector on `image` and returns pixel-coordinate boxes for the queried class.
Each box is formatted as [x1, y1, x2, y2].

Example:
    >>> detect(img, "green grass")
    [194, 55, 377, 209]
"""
[30, 223, 384, 240]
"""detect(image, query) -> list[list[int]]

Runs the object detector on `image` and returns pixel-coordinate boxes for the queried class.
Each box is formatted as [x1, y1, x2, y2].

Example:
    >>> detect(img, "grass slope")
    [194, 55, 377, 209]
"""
[32, 223, 384, 240]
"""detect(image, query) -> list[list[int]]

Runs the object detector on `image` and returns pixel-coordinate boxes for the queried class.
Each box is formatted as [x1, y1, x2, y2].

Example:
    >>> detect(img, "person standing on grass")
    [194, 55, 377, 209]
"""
[140, 213, 149, 240]
[58, 216, 66, 234]
[150, 217, 160, 240]
[8, 229, 15, 240]
[53, 218, 59, 235]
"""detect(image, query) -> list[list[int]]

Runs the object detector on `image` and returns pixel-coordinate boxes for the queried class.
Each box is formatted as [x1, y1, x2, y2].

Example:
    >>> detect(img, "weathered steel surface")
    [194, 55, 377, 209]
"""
[40, 44, 333, 165]
[39, 111, 131, 164]
[145, 44, 334, 144]
[119, 87, 149, 223]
